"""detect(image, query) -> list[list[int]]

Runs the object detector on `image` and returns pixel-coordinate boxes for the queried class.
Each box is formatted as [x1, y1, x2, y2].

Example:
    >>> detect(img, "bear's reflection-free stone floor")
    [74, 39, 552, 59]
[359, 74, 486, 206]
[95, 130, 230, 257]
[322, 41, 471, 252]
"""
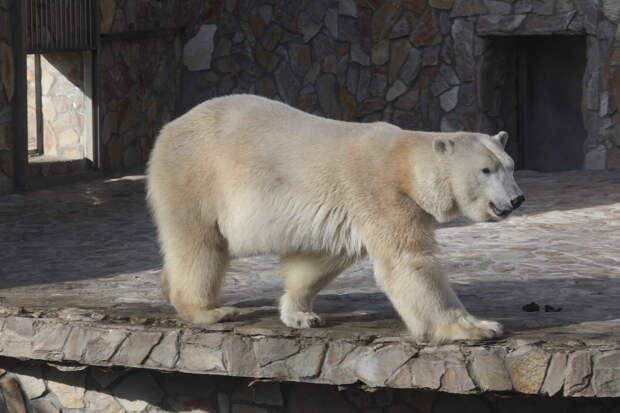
[0, 170, 619, 397]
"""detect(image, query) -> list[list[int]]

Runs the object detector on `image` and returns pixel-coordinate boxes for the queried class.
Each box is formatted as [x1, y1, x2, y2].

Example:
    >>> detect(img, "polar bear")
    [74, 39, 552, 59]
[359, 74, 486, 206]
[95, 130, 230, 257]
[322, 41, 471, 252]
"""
[147, 94, 524, 343]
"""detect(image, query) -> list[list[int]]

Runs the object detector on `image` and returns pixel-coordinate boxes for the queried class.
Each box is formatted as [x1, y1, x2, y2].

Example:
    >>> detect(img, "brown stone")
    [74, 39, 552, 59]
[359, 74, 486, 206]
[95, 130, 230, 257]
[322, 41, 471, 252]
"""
[430, 0, 454, 9]
[371, 40, 390, 65]
[254, 45, 280, 71]
[403, 0, 427, 13]
[372, 0, 403, 42]
[440, 365, 475, 393]
[409, 8, 441, 47]
[339, 86, 357, 120]
[390, 38, 412, 83]
[506, 347, 550, 394]
[99, 0, 116, 33]
[0, 378, 27, 413]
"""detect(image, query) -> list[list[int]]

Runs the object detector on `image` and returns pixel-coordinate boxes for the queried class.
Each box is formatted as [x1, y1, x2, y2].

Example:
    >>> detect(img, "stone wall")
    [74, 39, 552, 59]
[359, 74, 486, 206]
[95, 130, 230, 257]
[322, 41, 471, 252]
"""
[98, 0, 184, 173]
[27, 53, 88, 160]
[0, 0, 14, 194]
[0, 357, 618, 413]
[179, 0, 620, 170]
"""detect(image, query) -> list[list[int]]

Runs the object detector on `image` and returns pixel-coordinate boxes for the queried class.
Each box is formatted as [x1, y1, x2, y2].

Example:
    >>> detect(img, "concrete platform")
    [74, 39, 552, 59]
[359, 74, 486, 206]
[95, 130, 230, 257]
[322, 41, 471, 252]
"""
[1, 170, 619, 397]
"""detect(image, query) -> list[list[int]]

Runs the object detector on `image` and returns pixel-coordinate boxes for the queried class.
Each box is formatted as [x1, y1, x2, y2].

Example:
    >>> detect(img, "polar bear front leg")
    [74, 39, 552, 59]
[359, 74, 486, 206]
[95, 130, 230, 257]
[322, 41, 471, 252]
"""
[373, 252, 503, 343]
[278, 254, 353, 328]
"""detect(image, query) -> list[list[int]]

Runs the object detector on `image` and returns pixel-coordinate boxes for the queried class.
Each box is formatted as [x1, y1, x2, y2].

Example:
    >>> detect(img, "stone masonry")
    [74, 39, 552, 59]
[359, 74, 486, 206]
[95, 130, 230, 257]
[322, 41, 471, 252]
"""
[0, 358, 619, 413]
[179, 0, 620, 170]
[0, 0, 14, 195]
[1, 170, 620, 401]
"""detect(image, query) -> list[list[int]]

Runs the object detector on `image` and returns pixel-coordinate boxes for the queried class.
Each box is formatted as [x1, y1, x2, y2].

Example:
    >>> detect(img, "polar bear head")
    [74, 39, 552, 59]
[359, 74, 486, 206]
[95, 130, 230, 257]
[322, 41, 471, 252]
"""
[427, 131, 524, 223]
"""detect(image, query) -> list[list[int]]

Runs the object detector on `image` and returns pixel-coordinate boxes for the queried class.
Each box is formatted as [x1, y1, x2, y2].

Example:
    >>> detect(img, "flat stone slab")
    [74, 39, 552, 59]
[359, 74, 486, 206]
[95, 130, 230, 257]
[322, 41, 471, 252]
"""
[1, 171, 620, 396]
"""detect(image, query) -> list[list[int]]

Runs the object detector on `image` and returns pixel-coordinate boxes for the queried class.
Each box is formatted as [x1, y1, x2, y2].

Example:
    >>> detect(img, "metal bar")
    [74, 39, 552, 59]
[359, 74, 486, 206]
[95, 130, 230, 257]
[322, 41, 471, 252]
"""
[101, 27, 186, 42]
[34, 54, 44, 155]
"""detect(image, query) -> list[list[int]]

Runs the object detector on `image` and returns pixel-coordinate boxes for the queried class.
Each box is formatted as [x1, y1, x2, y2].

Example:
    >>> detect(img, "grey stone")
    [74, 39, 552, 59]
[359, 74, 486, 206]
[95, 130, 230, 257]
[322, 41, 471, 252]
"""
[541, 353, 567, 396]
[523, 11, 576, 33]
[399, 48, 422, 84]
[351, 44, 370, 66]
[593, 351, 620, 396]
[285, 343, 326, 378]
[390, 39, 412, 83]
[183, 24, 217, 71]
[316, 74, 341, 119]
[514, 0, 533, 13]
[324, 10, 339, 40]
[146, 330, 179, 369]
[470, 349, 512, 391]
[372, 0, 404, 42]
[450, 0, 488, 16]
[29, 399, 60, 413]
[63, 327, 127, 363]
[603, 0, 620, 23]
[564, 351, 593, 396]
[298, 1, 325, 43]
[114, 372, 162, 412]
[32, 324, 72, 357]
[346, 65, 359, 94]
[555, 0, 575, 12]
[584, 146, 607, 170]
[259, 5, 274, 25]
[254, 338, 299, 367]
[112, 331, 162, 365]
[288, 44, 311, 76]
[372, 40, 390, 65]
[533, 0, 556, 15]
[179, 343, 225, 372]
[485, 0, 512, 14]
[390, 16, 410, 39]
[274, 62, 301, 104]
[395, 88, 420, 110]
[339, 0, 358, 17]
[345, 345, 416, 387]
[13, 365, 46, 399]
[304, 62, 321, 85]
[224, 336, 258, 377]
[452, 18, 475, 81]
[411, 358, 445, 389]
[422, 45, 440, 66]
[476, 14, 527, 34]
[440, 86, 459, 112]
[387, 80, 408, 102]
[369, 73, 388, 97]
[84, 390, 123, 412]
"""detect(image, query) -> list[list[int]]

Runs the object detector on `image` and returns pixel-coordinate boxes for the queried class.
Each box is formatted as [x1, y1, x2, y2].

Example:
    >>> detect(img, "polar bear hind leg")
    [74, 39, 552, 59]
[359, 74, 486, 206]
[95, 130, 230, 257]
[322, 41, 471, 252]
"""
[279, 254, 353, 328]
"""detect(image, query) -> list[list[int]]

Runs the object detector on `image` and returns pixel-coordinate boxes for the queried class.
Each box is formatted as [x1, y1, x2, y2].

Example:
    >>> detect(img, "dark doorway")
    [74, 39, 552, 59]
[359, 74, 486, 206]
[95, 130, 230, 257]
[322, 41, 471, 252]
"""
[518, 36, 587, 172]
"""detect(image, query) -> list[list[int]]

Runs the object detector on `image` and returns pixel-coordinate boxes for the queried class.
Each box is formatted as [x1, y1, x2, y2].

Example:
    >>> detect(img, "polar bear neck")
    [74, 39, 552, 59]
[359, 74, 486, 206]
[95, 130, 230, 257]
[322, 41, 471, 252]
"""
[399, 135, 459, 224]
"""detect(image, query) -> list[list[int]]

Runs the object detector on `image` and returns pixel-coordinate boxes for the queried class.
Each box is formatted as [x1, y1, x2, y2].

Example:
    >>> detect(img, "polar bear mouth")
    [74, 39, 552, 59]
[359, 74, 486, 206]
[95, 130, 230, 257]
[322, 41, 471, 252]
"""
[489, 202, 512, 218]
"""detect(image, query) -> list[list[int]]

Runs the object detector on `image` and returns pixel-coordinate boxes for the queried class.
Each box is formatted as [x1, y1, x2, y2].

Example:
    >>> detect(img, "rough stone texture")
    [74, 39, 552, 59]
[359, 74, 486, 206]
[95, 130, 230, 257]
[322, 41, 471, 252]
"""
[183, 24, 218, 71]
[541, 353, 567, 396]
[470, 349, 512, 392]
[506, 347, 550, 394]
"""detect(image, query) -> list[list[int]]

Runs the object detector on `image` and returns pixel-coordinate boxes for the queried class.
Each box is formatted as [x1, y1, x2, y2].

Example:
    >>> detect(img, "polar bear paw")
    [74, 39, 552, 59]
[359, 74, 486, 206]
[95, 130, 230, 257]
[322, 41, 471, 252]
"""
[181, 306, 240, 325]
[432, 316, 503, 343]
[281, 311, 324, 328]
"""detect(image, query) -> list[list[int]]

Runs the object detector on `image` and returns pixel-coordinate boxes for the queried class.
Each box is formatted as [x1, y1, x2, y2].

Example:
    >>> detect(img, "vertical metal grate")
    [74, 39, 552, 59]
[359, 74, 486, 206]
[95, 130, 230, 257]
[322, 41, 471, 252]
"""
[25, 0, 96, 53]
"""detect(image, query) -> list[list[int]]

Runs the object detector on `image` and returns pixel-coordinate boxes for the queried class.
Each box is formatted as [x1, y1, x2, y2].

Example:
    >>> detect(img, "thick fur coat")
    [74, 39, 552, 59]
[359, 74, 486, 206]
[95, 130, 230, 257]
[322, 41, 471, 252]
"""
[147, 94, 523, 343]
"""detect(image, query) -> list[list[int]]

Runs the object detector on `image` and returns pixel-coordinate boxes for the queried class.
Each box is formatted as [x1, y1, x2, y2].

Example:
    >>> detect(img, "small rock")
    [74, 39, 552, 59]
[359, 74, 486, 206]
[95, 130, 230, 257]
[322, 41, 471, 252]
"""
[522, 302, 540, 312]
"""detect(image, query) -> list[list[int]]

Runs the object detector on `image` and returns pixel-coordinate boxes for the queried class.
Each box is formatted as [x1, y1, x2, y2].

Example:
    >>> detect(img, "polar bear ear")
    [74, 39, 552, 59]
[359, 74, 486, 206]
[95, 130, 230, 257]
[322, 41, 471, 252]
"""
[492, 131, 509, 148]
[433, 137, 455, 156]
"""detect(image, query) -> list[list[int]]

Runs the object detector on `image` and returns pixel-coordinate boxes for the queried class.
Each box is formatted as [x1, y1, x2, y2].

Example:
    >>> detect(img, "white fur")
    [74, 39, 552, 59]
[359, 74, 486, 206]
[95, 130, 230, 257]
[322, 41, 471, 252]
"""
[147, 94, 523, 343]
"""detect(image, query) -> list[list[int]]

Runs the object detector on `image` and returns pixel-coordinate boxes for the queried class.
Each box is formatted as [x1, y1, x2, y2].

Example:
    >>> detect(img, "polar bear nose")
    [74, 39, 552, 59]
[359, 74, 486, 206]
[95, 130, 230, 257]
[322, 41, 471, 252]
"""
[511, 195, 525, 209]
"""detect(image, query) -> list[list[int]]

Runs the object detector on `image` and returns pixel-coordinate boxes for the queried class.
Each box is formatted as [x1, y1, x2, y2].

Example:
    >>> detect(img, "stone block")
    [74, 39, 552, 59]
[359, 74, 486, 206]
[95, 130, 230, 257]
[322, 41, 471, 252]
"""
[372, 0, 403, 42]
[470, 349, 512, 392]
[399, 48, 422, 84]
[46, 368, 86, 409]
[111, 331, 162, 366]
[85, 390, 123, 413]
[506, 347, 550, 394]
[285, 343, 326, 378]
[564, 351, 593, 396]
[0, 377, 27, 413]
[339, 0, 358, 17]
[387, 80, 408, 102]
[476, 14, 526, 34]
[409, 8, 441, 47]
[183, 25, 217, 71]
[410, 357, 445, 390]
[372, 40, 390, 65]
[344, 345, 416, 387]
[63, 327, 127, 363]
[146, 330, 179, 369]
[13, 365, 46, 399]
[253, 338, 299, 367]
[584, 145, 607, 170]
[179, 342, 225, 372]
[593, 351, 620, 397]
[485, 0, 512, 14]
[450, 0, 488, 16]
[452, 18, 475, 81]
[274, 62, 301, 104]
[541, 353, 567, 396]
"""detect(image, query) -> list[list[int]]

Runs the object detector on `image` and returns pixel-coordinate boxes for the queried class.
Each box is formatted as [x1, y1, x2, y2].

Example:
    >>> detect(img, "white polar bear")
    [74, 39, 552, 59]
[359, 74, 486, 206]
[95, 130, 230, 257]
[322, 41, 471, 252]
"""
[147, 94, 524, 343]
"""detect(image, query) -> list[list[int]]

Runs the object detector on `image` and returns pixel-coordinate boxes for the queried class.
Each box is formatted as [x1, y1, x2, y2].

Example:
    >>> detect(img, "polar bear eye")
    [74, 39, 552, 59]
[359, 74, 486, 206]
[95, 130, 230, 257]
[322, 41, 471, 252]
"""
[481, 168, 491, 174]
